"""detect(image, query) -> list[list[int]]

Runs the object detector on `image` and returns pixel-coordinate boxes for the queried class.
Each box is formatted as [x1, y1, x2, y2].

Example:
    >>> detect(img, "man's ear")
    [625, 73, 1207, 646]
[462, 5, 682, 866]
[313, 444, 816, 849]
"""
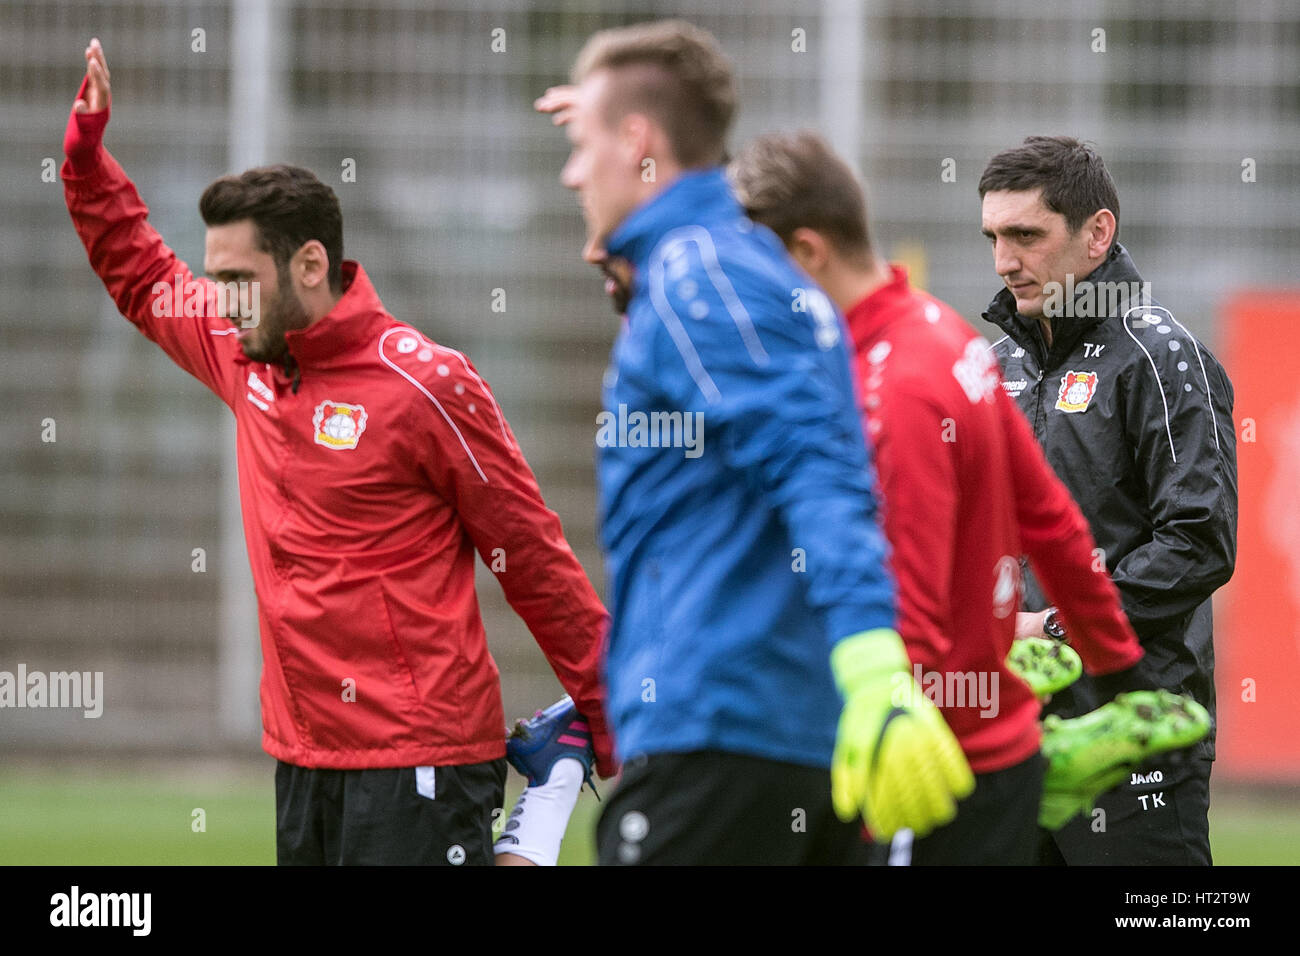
[620, 113, 657, 174]
[787, 227, 831, 276]
[293, 240, 330, 291]
[1084, 208, 1117, 260]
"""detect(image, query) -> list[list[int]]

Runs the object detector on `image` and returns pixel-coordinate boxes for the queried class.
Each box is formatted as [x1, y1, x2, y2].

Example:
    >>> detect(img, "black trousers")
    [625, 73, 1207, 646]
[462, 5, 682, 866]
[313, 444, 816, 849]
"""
[1039, 756, 1212, 865]
[596, 750, 872, 865]
[873, 751, 1046, 865]
[275, 759, 506, 865]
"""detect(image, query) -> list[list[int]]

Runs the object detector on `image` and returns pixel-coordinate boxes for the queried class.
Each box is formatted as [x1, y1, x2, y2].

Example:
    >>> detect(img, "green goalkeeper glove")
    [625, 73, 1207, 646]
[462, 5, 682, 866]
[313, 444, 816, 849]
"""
[830, 629, 975, 840]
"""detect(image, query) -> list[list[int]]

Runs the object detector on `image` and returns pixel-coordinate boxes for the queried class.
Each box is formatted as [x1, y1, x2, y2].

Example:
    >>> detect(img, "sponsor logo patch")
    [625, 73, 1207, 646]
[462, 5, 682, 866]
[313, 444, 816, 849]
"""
[1056, 370, 1099, 413]
[953, 338, 1001, 403]
[313, 401, 368, 450]
[245, 370, 275, 411]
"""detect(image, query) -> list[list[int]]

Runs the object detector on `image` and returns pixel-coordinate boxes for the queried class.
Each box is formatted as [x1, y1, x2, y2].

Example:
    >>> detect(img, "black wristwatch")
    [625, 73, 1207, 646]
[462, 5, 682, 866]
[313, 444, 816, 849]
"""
[1043, 607, 1067, 641]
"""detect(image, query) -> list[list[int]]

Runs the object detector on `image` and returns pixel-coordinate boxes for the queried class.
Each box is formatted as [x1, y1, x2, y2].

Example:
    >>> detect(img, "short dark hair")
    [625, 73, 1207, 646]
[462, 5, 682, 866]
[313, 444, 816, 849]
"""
[728, 130, 872, 259]
[199, 165, 343, 293]
[572, 19, 736, 167]
[978, 136, 1120, 237]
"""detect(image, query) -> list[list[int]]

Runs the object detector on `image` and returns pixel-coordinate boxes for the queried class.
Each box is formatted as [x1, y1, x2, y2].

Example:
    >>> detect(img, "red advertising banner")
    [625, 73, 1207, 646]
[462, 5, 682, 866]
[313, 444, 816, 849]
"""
[1217, 291, 1300, 781]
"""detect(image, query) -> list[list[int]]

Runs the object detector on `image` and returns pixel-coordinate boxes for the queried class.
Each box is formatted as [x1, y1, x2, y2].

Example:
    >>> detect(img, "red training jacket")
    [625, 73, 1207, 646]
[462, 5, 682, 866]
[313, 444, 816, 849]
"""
[846, 266, 1144, 774]
[63, 148, 614, 773]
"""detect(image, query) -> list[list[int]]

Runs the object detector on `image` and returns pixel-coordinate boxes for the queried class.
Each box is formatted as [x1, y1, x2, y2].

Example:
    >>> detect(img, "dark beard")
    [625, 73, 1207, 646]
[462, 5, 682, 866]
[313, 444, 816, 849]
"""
[241, 267, 311, 363]
[239, 330, 283, 364]
[600, 258, 632, 315]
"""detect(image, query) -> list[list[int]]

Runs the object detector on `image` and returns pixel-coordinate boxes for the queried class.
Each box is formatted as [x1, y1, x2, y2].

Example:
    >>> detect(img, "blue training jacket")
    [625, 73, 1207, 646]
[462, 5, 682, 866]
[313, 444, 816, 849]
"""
[597, 168, 897, 769]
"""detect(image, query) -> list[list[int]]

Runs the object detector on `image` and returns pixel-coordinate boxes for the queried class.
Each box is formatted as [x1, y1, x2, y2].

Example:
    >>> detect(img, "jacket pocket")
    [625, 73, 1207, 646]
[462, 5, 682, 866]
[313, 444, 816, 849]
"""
[276, 576, 424, 752]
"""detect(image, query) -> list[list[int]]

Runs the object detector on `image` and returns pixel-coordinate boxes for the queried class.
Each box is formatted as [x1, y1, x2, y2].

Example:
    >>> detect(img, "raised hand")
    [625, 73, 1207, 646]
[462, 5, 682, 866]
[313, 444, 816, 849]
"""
[533, 85, 578, 126]
[64, 37, 113, 174]
[73, 37, 111, 114]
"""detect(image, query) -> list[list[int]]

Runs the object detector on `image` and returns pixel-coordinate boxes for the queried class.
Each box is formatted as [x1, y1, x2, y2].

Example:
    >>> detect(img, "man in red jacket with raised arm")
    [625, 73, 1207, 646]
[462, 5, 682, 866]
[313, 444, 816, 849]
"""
[729, 131, 1150, 865]
[62, 38, 613, 865]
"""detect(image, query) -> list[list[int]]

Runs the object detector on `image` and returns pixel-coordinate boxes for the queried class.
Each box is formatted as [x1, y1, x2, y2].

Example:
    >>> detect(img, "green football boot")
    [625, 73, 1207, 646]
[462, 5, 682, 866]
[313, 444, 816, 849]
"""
[1038, 689, 1211, 830]
[1006, 637, 1083, 700]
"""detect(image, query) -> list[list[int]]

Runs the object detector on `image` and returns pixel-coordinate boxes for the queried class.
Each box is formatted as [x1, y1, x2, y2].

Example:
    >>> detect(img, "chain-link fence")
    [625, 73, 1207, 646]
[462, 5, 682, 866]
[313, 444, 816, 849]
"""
[2, 0, 1296, 758]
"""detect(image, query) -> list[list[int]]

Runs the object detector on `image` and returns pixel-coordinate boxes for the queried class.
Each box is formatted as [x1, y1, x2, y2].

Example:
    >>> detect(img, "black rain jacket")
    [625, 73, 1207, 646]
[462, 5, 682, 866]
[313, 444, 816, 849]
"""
[985, 243, 1237, 757]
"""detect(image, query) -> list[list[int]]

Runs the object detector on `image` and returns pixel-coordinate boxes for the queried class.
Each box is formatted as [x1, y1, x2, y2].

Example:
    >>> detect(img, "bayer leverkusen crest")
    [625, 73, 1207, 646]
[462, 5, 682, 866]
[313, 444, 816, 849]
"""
[1055, 371, 1099, 413]
[313, 401, 368, 450]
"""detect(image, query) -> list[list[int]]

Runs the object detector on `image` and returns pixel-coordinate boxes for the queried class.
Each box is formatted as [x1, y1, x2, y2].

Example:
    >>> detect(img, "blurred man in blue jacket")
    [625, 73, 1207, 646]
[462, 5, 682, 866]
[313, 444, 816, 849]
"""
[540, 20, 973, 865]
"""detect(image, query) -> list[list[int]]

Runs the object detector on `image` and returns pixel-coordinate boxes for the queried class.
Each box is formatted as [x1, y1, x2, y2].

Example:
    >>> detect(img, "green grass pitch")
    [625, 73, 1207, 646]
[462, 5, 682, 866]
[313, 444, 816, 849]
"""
[0, 764, 1294, 865]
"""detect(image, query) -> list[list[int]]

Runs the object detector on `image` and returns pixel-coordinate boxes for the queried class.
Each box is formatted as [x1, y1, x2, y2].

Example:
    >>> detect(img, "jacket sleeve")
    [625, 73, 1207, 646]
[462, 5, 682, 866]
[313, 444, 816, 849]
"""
[63, 143, 240, 406]
[869, 381, 956, 670]
[1111, 310, 1238, 629]
[998, 388, 1145, 674]
[408, 343, 617, 776]
[646, 239, 897, 650]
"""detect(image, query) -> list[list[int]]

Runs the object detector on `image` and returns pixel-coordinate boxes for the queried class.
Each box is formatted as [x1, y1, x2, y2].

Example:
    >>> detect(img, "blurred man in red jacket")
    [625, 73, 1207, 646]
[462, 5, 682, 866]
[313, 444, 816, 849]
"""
[62, 39, 613, 865]
[729, 131, 1149, 864]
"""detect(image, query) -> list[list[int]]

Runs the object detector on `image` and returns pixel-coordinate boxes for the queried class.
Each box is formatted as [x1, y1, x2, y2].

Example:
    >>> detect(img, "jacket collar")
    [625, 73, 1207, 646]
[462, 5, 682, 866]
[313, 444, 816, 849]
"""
[982, 242, 1144, 361]
[605, 167, 740, 269]
[233, 260, 389, 381]
[844, 264, 914, 353]
[284, 260, 389, 365]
